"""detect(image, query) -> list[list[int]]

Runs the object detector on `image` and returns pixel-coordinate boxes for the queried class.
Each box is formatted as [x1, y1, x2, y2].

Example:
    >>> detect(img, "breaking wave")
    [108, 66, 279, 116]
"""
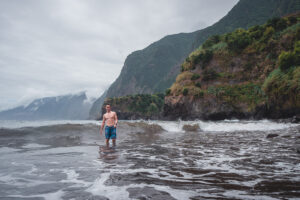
[132, 119, 299, 133]
[0, 119, 298, 134]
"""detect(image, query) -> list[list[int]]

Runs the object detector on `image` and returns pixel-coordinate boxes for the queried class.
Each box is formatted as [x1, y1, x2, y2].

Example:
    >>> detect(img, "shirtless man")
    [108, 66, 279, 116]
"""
[100, 104, 118, 147]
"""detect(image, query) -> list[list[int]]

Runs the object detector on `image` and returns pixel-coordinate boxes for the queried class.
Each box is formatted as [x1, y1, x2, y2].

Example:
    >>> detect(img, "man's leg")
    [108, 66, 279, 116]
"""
[105, 126, 109, 147]
[112, 127, 116, 147]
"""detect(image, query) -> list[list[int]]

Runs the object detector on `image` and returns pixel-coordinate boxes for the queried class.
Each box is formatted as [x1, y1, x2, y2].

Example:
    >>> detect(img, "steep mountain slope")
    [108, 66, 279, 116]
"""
[191, 0, 300, 49]
[90, 0, 300, 119]
[107, 33, 196, 97]
[164, 13, 300, 120]
[0, 92, 94, 120]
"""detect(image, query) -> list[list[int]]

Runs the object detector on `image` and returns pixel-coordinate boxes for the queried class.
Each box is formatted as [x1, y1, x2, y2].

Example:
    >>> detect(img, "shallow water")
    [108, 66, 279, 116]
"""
[0, 120, 299, 200]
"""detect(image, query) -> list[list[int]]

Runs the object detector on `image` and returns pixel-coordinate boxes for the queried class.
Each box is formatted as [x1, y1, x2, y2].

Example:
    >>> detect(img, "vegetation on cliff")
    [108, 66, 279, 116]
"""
[166, 13, 300, 119]
[101, 93, 164, 119]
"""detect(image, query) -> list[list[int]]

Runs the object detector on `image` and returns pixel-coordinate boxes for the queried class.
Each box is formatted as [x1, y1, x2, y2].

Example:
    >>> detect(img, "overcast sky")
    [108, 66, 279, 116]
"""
[0, 0, 239, 111]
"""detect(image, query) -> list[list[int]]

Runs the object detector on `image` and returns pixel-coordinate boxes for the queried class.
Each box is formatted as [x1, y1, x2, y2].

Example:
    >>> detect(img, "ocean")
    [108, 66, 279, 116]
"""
[0, 119, 299, 200]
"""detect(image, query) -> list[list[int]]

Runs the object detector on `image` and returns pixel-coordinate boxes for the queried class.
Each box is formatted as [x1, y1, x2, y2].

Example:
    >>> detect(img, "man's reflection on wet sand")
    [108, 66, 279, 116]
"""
[98, 146, 119, 161]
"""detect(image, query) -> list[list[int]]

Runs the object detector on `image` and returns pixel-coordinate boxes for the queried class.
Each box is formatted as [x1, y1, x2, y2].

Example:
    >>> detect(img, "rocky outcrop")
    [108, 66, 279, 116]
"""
[163, 95, 300, 120]
[182, 124, 201, 132]
[266, 133, 279, 138]
[164, 13, 300, 120]
[163, 96, 259, 120]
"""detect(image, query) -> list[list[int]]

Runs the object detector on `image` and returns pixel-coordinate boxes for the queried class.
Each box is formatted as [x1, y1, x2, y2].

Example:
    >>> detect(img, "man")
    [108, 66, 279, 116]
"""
[100, 104, 118, 147]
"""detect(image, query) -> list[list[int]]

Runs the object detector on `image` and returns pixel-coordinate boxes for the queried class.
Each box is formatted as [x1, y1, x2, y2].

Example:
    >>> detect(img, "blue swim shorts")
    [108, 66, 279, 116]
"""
[105, 126, 116, 139]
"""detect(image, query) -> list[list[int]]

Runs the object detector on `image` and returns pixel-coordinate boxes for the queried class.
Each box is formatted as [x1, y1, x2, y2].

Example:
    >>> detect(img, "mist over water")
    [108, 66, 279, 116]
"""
[0, 120, 299, 199]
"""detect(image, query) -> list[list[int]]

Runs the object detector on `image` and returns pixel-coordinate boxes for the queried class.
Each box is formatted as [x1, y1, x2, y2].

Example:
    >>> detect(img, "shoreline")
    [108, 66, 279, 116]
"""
[97, 114, 300, 123]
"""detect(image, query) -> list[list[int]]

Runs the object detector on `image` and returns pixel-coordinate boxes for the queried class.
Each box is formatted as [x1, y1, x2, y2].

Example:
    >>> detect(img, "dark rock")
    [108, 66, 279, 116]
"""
[127, 186, 176, 200]
[242, 158, 252, 162]
[281, 134, 292, 138]
[182, 124, 200, 132]
[259, 159, 274, 165]
[163, 96, 251, 120]
[292, 115, 300, 123]
[125, 122, 164, 133]
[230, 146, 240, 151]
[276, 115, 300, 123]
[296, 146, 300, 154]
[266, 133, 279, 138]
[254, 180, 300, 192]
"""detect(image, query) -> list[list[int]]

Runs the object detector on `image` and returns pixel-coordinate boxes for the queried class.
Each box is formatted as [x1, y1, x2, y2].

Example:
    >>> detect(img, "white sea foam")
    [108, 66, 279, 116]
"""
[0, 147, 19, 153]
[223, 190, 279, 200]
[0, 119, 100, 129]
[7, 190, 65, 200]
[141, 119, 298, 132]
[86, 163, 198, 199]
[86, 170, 198, 200]
[228, 179, 263, 187]
[195, 155, 256, 175]
[0, 172, 49, 187]
[60, 168, 91, 187]
[22, 143, 51, 149]
[198, 120, 297, 132]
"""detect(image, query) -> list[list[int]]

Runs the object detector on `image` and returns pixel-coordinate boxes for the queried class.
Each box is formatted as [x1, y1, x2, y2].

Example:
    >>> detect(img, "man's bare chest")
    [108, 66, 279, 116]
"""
[105, 112, 115, 120]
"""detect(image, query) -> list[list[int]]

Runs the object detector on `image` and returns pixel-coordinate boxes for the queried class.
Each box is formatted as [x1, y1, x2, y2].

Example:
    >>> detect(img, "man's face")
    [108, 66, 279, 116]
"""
[106, 105, 111, 112]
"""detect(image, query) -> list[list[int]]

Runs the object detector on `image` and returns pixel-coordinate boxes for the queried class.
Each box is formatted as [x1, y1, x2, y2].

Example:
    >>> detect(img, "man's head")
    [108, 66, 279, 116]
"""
[105, 104, 111, 112]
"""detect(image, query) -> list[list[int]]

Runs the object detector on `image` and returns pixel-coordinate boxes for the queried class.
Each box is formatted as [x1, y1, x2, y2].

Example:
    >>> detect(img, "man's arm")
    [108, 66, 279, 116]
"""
[100, 114, 106, 135]
[114, 112, 118, 128]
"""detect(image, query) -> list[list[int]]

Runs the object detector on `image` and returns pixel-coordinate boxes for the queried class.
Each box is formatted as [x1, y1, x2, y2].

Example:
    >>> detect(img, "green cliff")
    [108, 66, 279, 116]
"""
[164, 13, 300, 120]
[90, 0, 300, 119]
